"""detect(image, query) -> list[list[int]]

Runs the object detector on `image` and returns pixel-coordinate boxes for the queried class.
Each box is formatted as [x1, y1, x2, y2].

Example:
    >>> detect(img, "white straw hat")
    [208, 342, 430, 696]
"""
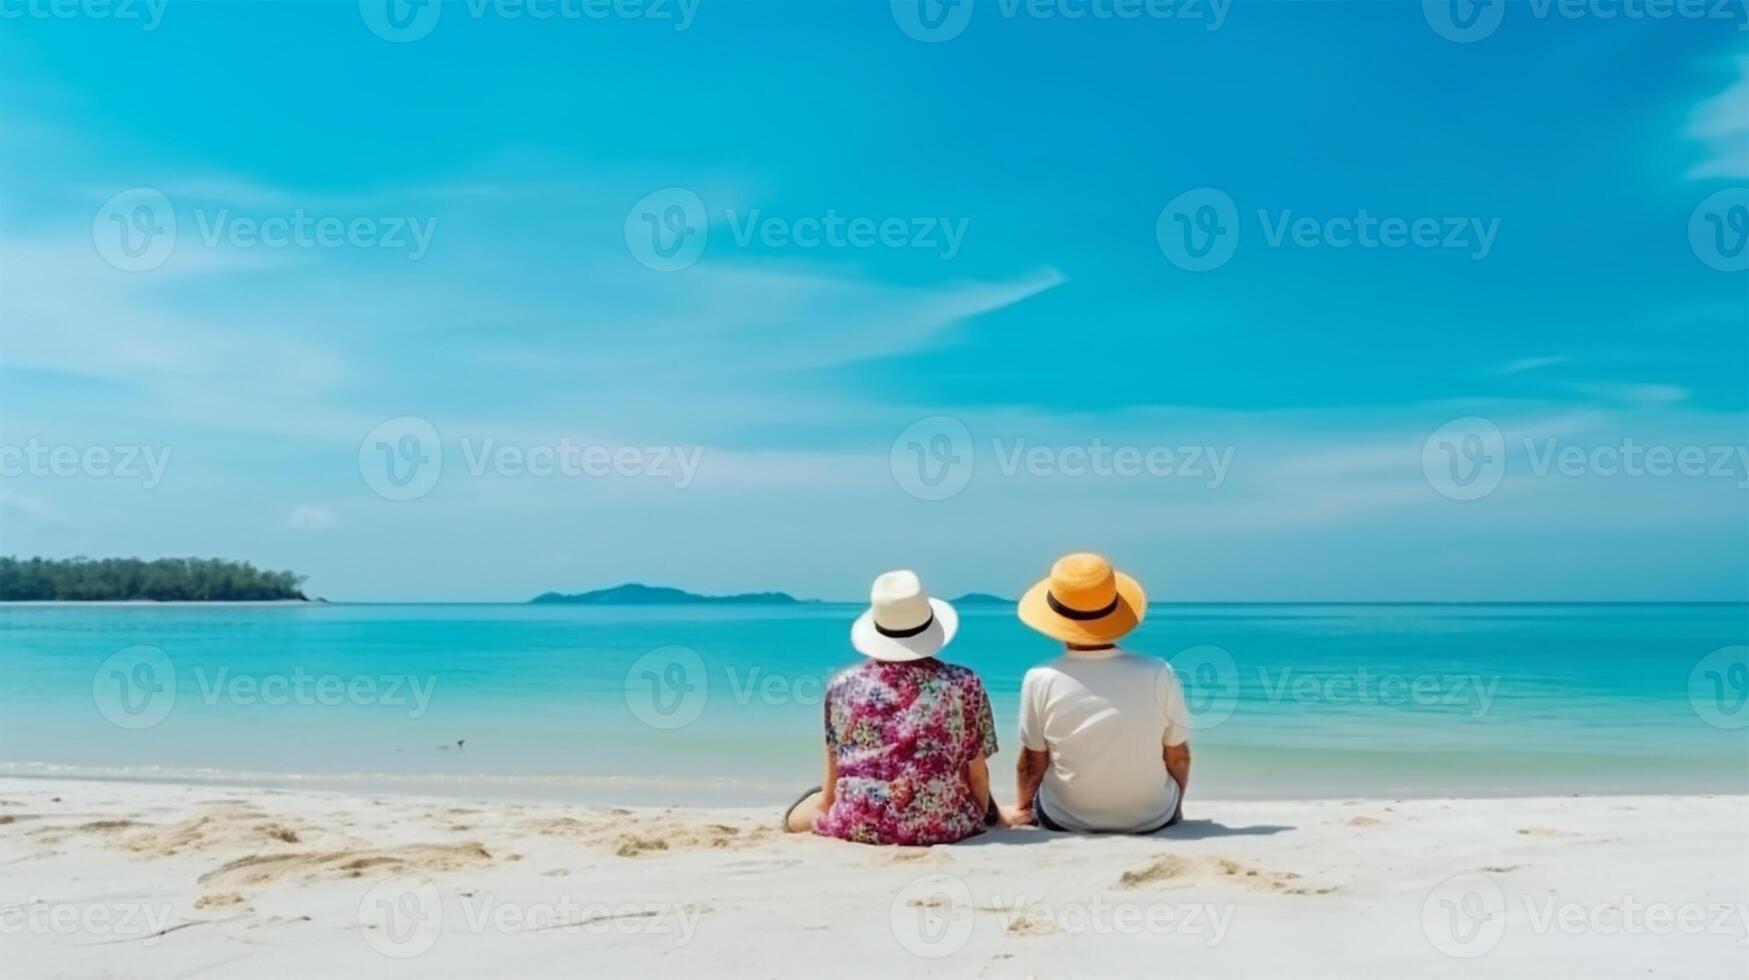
[850, 570, 959, 662]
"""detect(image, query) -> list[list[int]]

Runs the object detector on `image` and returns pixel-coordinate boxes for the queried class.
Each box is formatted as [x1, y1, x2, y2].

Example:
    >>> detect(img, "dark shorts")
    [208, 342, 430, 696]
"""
[1034, 789, 1183, 835]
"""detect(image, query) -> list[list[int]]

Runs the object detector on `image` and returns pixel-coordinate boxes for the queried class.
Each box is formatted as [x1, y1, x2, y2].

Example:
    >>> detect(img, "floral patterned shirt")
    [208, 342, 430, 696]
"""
[813, 658, 999, 846]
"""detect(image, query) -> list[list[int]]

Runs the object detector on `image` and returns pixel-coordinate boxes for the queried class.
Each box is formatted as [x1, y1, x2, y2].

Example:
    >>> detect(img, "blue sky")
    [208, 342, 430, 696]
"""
[1, 0, 1746, 601]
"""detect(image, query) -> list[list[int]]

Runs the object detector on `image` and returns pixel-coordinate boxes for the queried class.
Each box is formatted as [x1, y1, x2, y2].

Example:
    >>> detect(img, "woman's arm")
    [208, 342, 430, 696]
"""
[820, 743, 838, 810]
[965, 755, 990, 812]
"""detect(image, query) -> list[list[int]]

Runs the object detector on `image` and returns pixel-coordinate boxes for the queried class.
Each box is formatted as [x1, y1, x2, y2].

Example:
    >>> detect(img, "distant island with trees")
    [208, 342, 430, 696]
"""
[0, 557, 309, 602]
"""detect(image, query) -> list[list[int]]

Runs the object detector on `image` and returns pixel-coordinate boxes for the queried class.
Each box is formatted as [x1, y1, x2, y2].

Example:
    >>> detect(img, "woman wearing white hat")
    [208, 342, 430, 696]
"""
[782, 570, 1000, 845]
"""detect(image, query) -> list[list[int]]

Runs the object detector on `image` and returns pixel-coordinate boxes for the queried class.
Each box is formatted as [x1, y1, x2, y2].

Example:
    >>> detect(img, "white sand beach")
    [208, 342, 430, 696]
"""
[1, 778, 1744, 978]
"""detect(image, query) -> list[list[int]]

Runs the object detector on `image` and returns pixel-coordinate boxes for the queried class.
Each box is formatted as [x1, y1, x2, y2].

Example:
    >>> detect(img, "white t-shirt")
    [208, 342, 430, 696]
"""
[1018, 647, 1192, 833]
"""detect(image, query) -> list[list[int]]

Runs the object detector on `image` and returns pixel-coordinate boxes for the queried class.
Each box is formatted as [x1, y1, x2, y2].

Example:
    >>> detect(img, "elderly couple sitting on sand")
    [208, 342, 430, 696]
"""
[783, 553, 1193, 846]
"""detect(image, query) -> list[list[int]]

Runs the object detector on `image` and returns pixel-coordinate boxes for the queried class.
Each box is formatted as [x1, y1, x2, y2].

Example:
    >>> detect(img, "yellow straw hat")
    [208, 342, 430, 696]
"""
[1017, 552, 1146, 644]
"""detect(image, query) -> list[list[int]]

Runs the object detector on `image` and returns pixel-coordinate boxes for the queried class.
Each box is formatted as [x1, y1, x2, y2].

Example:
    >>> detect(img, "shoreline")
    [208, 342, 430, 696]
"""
[5, 764, 1744, 809]
[2, 776, 1744, 978]
[6, 599, 1746, 606]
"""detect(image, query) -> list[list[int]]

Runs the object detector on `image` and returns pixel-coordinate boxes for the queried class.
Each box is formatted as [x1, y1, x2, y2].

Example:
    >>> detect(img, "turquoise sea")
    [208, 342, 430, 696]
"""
[1, 603, 1745, 804]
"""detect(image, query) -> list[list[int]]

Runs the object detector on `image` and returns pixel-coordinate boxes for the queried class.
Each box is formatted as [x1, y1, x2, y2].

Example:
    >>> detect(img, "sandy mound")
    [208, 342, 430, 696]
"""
[524, 811, 774, 856]
[1119, 854, 1335, 895]
[197, 841, 494, 891]
[1517, 827, 1576, 838]
[119, 812, 317, 858]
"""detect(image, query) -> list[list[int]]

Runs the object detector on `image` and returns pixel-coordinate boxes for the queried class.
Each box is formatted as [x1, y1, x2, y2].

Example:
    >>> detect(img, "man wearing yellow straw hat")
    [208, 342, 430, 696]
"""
[1005, 553, 1193, 834]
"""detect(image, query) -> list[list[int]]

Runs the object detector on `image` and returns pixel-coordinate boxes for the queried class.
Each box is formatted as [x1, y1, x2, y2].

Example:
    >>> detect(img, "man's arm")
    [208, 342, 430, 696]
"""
[1005, 747, 1049, 825]
[1164, 741, 1191, 798]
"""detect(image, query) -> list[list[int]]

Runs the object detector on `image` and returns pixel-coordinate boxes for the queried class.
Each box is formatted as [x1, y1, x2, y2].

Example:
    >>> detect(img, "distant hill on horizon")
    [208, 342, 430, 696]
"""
[950, 592, 1015, 605]
[529, 583, 814, 605]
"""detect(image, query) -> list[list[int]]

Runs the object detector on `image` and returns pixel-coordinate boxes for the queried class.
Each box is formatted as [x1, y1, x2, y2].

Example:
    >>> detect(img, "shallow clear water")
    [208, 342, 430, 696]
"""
[1, 603, 1744, 804]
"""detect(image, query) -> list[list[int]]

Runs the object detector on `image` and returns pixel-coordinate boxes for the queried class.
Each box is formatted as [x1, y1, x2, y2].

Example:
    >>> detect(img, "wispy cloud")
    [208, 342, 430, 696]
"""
[0, 489, 74, 528]
[1486, 355, 1572, 376]
[287, 505, 339, 531]
[1559, 382, 1691, 407]
[1686, 55, 1749, 180]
